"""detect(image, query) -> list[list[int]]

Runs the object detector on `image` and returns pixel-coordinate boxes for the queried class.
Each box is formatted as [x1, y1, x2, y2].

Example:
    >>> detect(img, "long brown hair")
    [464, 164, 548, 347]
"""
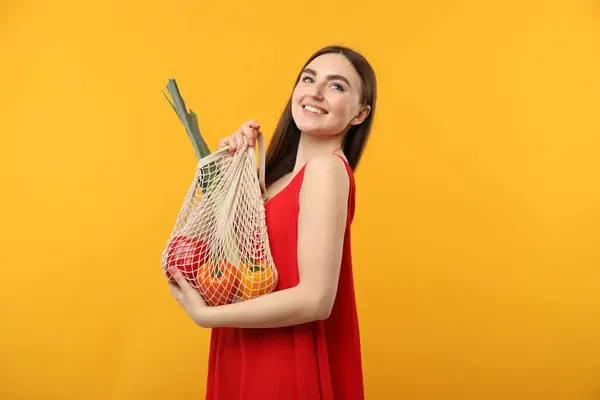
[264, 45, 377, 187]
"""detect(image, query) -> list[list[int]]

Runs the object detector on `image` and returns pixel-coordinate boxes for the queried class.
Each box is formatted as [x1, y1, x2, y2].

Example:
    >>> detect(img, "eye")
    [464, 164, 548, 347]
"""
[331, 83, 345, 92]
[301, 75, 314, 83]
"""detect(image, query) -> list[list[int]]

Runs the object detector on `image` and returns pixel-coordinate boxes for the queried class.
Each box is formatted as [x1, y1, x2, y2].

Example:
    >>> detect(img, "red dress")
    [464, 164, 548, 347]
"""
[205, 154, 364, 399]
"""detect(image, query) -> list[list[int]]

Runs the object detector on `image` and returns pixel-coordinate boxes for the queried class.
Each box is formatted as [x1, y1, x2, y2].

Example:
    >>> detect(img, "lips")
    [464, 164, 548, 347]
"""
[302, 103, 328, 115]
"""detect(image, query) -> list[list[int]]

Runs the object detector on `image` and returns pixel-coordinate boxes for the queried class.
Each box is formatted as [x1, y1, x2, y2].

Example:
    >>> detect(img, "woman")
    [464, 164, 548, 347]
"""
[168, 45, 377, 399]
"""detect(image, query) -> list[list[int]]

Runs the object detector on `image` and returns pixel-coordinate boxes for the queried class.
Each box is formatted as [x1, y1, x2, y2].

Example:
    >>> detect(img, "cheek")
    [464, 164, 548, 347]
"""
[291, 85, 305, 102]
[291, 91, 302, 114]
[328, 98, 354, 119]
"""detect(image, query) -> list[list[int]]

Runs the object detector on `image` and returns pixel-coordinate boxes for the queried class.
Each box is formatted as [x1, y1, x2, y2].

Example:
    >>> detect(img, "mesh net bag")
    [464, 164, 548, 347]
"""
[160, 135, 278, 306]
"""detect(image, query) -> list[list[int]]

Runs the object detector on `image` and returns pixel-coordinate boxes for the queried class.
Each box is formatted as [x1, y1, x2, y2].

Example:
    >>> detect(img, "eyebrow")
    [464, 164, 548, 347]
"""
[302, 68, 352, 88]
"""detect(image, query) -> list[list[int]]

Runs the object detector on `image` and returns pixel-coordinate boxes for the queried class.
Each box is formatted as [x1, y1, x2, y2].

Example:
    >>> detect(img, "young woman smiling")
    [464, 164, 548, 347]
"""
[169, 45, 377, 400]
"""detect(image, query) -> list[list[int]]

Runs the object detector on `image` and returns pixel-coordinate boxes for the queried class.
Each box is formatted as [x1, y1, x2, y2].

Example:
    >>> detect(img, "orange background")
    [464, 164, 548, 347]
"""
[1, 0, 599, 399]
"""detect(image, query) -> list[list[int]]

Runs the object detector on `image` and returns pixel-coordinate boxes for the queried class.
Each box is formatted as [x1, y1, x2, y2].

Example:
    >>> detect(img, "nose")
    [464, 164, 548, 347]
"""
[306, 81, 325, 101]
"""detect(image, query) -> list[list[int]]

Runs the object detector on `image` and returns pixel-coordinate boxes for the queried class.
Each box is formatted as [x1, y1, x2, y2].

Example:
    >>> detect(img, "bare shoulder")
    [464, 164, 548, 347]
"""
[300, 154, 350, 205]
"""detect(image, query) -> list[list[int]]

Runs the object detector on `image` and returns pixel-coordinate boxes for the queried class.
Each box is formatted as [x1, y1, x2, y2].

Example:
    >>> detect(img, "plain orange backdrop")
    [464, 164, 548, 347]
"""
[1, 0, 599, 399]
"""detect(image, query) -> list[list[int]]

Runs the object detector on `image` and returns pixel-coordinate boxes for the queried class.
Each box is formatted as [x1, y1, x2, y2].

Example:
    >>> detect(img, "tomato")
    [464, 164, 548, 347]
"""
[164, 236, 208, 283]
[196, 260, 240, 306]
[238, 260, 277, 301]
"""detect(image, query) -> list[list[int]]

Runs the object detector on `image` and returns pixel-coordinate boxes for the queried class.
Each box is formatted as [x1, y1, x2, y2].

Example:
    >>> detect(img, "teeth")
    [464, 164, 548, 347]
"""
[303, 105, 324, 115]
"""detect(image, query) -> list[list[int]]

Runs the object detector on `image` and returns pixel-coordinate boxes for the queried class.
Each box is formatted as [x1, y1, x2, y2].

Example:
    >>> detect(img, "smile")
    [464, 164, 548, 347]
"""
[302, 104, 328, 115]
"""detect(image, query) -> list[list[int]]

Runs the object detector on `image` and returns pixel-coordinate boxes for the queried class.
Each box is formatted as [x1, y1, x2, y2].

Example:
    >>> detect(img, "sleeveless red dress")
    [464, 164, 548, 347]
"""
[205, 154, 364, 400]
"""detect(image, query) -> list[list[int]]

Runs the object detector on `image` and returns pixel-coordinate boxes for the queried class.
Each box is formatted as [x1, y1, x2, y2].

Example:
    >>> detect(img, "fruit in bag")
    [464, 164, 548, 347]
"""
[196, 260, 241, 306]
[164, 235, 208, 282]
[238, 260, 277, 301]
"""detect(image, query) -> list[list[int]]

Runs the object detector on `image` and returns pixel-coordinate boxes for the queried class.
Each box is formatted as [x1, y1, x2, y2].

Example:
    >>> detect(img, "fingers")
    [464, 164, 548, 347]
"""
[168, 267, 200, 302]
[233, 121, 260, 153]
[240, 121, 260, 148]
[234, 130, 244, 152]
[242, 122, 261, 147]
[228, 135, 237, 154]
[218, 120, 261, 154]
[218, 137, 229, 150]
[169, 282, 182, 301]
[219, 135, 238, 153]
[169, 267, 187, 287]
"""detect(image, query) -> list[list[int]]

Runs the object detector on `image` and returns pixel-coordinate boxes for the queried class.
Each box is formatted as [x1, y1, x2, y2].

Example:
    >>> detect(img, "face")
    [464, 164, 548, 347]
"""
[291, 53, 370, 137]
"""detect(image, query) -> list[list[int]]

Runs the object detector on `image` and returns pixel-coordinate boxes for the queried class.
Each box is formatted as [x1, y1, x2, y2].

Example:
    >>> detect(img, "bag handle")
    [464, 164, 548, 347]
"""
[197, 135, 267, 196]
[256, 134, 267, 195]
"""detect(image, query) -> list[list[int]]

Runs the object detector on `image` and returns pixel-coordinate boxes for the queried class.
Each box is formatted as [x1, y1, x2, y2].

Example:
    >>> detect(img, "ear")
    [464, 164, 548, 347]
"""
[350, 104, 371, 126]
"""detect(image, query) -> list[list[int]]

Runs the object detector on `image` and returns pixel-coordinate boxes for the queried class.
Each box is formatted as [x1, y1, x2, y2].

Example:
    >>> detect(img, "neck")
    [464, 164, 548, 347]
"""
[294, 131, 344, 171]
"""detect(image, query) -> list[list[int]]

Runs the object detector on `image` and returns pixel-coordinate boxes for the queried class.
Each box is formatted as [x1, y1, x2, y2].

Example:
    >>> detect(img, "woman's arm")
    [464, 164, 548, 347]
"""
[195, 154, 350, 329]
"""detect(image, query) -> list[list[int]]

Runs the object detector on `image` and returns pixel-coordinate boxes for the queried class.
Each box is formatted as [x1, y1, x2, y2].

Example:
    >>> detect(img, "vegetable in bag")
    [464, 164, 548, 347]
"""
[160, 79, 278, 306]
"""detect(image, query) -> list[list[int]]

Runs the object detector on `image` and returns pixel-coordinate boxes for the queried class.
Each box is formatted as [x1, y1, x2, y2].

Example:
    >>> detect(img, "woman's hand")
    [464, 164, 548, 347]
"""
[168, 267, 209, 327]
[218, 120, 261, 154]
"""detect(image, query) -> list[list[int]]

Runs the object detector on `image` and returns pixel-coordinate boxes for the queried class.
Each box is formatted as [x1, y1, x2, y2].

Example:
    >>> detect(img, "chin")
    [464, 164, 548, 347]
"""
[292, 107, 335, 136]
[295, 121, 345, 139]
[294, 120, 331, 136]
